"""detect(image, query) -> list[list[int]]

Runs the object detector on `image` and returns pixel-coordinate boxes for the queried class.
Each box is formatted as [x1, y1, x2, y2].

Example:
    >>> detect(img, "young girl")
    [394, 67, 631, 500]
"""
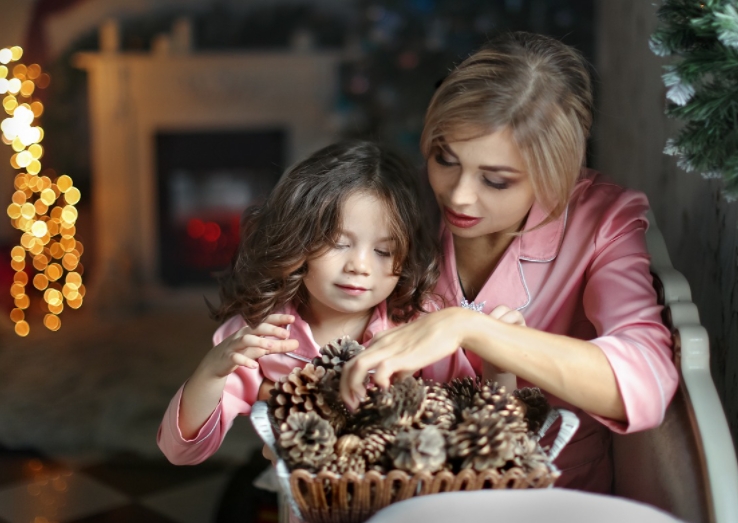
[157, 140, 476, 465]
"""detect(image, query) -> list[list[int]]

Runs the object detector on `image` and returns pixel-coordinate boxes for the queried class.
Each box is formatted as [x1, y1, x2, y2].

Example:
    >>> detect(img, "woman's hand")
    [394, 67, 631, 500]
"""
[340, 307, 471, 409]
[197, 314, 299, 380]
[339, 305, 526, 410]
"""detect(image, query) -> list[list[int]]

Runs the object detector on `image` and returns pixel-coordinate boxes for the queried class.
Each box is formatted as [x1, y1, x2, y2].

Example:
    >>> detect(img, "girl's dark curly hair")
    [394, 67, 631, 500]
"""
[210, 140, 440, 327]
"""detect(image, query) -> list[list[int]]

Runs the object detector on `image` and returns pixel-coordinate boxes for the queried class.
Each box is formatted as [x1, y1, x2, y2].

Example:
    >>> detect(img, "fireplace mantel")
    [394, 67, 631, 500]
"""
[75, 40, 342, 309]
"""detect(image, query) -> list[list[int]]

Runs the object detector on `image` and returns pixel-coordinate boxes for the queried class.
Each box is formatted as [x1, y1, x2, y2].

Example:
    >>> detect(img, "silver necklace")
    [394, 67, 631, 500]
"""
[458, 273, 486, 312]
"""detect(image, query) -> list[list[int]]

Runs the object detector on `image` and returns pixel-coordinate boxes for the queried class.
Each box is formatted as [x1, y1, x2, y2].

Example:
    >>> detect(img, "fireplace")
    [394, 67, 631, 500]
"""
[157, 130, 284, 286]
[74, 19, 341, 309]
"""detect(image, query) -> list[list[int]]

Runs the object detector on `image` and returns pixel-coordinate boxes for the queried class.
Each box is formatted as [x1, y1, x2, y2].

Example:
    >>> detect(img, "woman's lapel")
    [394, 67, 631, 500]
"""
[440, 200, 568, 314]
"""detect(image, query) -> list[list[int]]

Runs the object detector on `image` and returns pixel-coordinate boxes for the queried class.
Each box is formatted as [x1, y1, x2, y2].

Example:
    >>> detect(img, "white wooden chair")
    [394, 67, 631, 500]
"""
[610, 211, 738, 523]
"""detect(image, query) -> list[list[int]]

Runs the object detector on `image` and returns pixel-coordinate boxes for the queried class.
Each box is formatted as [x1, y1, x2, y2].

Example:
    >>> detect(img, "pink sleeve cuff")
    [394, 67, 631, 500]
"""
[157, 366, 263, 465]
[590, 335, 678, 434]
[157, 384, 226, 465]
[170, 384, 223, 443]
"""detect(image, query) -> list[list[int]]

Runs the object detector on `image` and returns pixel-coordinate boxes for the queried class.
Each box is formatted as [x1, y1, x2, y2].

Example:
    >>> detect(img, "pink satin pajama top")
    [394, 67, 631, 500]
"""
[434, 171, 679, 492]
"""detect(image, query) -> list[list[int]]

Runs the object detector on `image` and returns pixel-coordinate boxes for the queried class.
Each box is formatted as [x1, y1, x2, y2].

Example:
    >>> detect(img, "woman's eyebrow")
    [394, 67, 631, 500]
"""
[480, 165, 522, 174]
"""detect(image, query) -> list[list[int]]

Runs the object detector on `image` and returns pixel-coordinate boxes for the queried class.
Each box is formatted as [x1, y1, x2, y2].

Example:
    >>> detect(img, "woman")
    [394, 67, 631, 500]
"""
[339, 31, 679, 493]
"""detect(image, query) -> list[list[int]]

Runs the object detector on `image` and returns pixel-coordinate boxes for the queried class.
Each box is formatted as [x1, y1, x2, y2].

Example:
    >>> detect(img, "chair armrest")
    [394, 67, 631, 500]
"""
[646, 211, 738, 523]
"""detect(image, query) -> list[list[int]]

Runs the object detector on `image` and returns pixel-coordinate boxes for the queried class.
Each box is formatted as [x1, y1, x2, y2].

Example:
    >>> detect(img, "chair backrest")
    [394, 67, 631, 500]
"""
[611, 211, 738, 523]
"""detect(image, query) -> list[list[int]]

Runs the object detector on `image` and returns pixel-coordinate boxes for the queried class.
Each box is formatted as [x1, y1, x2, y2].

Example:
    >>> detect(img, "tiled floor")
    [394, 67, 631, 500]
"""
[0, 446, 279, 523]
[0, 295, 279, 523]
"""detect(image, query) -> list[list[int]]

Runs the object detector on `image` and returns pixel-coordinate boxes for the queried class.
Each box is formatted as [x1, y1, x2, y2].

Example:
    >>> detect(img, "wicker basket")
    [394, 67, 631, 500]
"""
[250, 401, 579, 523]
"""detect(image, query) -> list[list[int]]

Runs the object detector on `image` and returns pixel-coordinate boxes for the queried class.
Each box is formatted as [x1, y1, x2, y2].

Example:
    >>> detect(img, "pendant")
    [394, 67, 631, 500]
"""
[460, 297, 486, 313]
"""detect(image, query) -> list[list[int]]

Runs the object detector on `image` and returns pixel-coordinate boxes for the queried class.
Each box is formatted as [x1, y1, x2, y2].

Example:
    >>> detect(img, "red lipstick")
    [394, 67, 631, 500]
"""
[443, 207, 482, 229]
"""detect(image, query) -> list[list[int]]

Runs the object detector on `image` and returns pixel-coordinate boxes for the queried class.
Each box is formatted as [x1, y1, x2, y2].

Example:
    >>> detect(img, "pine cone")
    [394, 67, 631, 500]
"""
[311, 336, 365, 372]
[472, 381, 506, 409]
[353, 377, 426, 429]
[444, 376, 482, 416]
[513, 387, 551, 434]
[473, 384, 526, 425]
[315, 367, 351, 433]
[389, 425, 446, 474]
[416, 382, 456, 430]
[268, 364, 350, 432]
[358, 424, 396, 472]
[520, 446, 556, 477]
[447, 407, 527, 471]
[268, 364, 325, 421]
[506, 431, 557, 478]
[278, 411, 337, 472]
[321, 434, 367, 474]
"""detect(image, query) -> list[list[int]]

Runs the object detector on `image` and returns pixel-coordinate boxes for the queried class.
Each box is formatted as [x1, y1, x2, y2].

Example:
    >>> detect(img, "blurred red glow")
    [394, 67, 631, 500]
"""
[186, 218, 205, 238]
[178, 214, 241, 273]
[203, 222, 221, 242]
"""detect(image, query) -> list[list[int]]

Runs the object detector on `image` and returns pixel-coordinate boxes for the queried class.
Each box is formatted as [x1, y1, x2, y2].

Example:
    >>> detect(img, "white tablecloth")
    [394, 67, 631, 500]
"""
[365, 488, 685, 523]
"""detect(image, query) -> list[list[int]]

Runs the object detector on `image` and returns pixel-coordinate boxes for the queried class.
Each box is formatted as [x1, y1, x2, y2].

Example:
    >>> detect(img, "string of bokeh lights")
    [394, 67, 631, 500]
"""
[1, 46, 85, 336]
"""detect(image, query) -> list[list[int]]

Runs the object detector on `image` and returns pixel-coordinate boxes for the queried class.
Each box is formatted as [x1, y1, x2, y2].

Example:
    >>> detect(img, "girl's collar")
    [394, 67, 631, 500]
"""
[285, 300, 389, 357]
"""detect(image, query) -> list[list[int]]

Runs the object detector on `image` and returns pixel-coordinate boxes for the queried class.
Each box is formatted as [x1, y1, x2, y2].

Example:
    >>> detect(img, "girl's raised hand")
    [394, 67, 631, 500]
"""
[199, 314, 299, 379]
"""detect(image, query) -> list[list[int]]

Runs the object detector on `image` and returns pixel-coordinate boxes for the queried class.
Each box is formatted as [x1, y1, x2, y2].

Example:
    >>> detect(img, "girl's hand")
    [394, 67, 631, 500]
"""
[484, 305, 525, 391]
[489, 305, 526, 326]
[262, 444, 278, 465]
[198, 314, 299, 379]
[181, 317, 297, 440]
[257, 379, 279, 465]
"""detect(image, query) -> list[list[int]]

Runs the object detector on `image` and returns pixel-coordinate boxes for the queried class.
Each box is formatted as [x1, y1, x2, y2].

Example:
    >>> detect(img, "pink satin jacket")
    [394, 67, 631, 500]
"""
[157, 300, 473, 465]
[435, 171, 679, 492]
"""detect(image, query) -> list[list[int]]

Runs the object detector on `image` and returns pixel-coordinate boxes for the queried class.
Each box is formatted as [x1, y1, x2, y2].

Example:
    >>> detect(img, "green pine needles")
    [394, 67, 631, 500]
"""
[650, 0, 738, 199]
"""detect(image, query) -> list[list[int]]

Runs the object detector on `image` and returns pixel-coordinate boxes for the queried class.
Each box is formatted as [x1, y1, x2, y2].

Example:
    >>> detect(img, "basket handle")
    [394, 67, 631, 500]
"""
[250, 401, 304, 520]
[536, 408, 580, 462]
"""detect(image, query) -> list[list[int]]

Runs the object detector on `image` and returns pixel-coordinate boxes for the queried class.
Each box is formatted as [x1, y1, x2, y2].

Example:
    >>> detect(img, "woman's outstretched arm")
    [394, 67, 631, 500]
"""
[339, 306, 626, 421]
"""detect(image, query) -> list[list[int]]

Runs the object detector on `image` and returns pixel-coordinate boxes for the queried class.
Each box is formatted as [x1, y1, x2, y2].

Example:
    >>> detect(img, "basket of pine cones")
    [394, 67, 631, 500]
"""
[250, 337, 579, 523]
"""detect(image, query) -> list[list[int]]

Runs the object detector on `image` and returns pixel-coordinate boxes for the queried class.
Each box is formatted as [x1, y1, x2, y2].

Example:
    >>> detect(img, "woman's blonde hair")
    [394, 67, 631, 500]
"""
[421, 32, 593, 220]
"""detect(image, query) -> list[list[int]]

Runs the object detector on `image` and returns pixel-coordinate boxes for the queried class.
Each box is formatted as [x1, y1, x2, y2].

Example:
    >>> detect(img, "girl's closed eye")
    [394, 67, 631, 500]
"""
[335, 236, 350, 249]
[374, 238, 396, 258]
